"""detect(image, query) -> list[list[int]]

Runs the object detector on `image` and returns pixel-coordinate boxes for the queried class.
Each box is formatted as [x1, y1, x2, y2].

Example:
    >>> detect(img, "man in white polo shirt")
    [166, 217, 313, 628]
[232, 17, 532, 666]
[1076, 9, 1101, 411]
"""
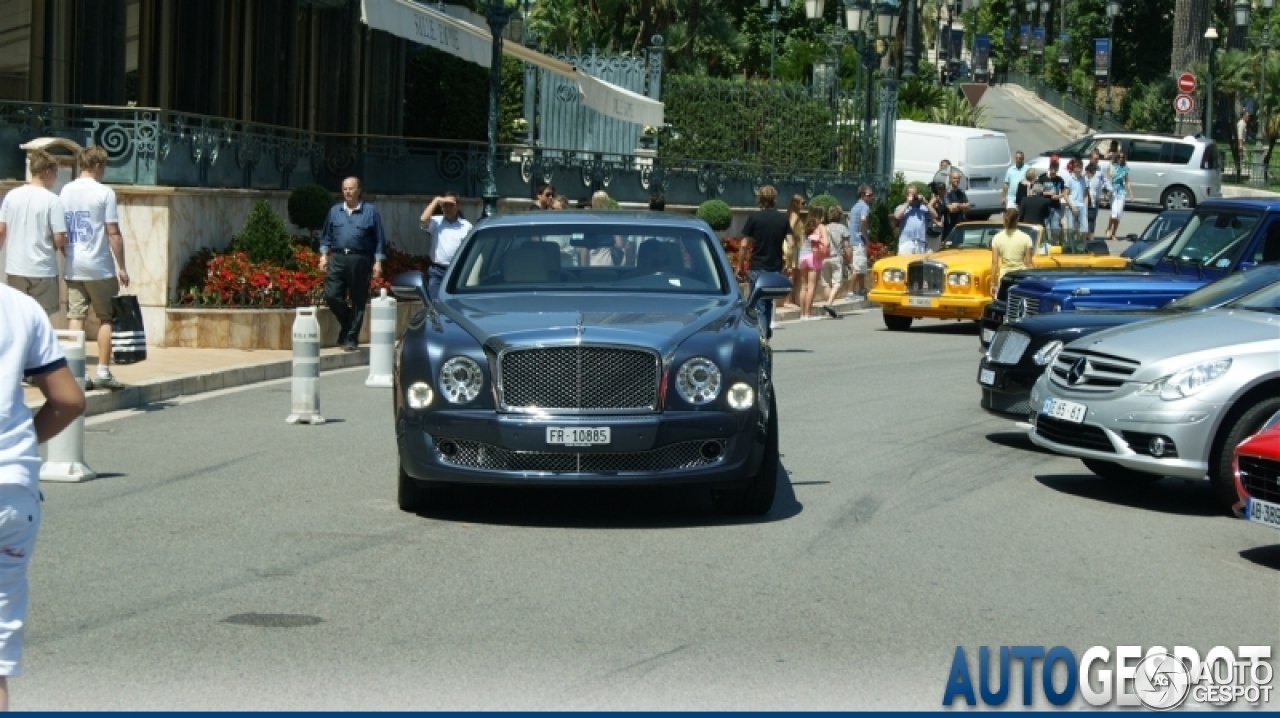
[60, 146, 131, 391]
[0, 149, 67, 316]
[418, 191, 473, 301]
[0, 283, 84, 709]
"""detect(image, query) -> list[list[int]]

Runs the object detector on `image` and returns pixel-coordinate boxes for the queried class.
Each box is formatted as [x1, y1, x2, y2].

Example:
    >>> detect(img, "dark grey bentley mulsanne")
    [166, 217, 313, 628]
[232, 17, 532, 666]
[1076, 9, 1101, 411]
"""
[391, 212, 791, 516]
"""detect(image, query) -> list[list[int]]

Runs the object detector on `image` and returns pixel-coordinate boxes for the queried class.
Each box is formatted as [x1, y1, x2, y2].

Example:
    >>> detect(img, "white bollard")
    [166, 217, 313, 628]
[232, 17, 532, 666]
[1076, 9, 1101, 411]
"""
[40, 330, 97, 483]
[285, 307, 325, 425]
[365, 288, 396, 388]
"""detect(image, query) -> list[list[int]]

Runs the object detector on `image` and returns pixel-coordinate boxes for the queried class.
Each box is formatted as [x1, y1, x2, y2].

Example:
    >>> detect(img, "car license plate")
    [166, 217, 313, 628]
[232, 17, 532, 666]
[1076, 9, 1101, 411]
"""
[547, 427, 610, 446]
[1247, 497, 1280, 531]
[1042, 397, 1087, 423]
[981, 328, 994, 344]
[907, 297, 933, 307]
[979, 369, 995, 386]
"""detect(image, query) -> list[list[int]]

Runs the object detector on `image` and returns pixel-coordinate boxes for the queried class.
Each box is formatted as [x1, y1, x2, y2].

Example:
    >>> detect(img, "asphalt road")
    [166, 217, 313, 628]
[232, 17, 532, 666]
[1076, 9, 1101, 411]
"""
[979, 86, 1155, 246]
[19, 314, 1277, 709]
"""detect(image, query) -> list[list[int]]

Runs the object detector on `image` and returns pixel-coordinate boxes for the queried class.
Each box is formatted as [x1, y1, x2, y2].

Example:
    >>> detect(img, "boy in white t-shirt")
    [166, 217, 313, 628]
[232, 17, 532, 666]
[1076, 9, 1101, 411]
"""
[0, 150, 68, 316]
[59, 146, 131, 390]
[0, 283, 84, 709]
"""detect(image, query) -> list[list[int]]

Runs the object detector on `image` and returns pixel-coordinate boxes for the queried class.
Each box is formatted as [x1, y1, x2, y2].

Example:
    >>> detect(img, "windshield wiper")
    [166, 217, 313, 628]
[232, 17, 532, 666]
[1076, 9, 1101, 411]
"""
[1164, 255, 1182, 274]
[1186, 257, 1204, 279]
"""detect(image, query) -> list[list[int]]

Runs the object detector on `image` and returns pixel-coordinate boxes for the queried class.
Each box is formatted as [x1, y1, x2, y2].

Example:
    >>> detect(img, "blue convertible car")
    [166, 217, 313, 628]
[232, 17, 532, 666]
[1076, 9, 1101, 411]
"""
[391, 212, 791, 516]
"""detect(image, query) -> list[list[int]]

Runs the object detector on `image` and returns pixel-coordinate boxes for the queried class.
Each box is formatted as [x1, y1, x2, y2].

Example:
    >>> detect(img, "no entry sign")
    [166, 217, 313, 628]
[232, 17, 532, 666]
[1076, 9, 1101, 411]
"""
[1178, 73, 1197, 94]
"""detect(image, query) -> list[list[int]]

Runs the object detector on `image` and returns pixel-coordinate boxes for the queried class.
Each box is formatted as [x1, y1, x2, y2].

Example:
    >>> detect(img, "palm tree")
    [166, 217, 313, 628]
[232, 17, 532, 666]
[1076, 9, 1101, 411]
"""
[929, 92, 989, 126]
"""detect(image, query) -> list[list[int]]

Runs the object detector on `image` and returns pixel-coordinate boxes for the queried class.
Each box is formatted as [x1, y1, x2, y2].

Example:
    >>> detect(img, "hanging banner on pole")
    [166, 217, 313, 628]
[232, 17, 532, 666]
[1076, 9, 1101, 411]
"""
[1032, 27, 1045, 57]
[951, 29, 964, 66]
[938, 28, 950, 60]
[1094, 38, 1110, 87]
[1057, 32, 1069, 71]
[1020, 24, 1031, 51]
[974, 34, 991, 80]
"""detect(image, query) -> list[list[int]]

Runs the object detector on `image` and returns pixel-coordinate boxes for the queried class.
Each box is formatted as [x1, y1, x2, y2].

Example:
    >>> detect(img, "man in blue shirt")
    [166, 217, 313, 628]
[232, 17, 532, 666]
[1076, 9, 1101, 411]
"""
[893, 185, 937, 256]
[319, 176, 386, 351]
[1000, 151, 1026, 210]
[846, 185, 873, 299]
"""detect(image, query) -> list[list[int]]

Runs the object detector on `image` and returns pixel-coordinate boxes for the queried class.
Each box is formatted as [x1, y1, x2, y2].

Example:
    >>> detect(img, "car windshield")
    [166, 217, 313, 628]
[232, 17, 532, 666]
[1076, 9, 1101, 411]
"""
[1232, 279, 1280, 313]
[1164, 210, 1261, 269]
[1165, 267, 1280, 310]
[1139, 212, 1190, 244]
[1131, 231, 1180, 268]
[447, 225, 729, 295]
[943, 224, 1042, 249]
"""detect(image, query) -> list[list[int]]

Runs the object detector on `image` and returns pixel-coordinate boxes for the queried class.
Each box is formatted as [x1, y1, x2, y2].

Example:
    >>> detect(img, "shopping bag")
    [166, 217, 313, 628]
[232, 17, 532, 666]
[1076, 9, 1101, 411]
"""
[110, 294, 148, 364]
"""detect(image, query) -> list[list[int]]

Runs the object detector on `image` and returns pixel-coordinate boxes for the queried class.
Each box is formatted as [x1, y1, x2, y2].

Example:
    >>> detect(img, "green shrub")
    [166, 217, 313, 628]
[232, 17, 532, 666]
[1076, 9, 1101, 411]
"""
[808, 194, 840, 213]
[233, 200, 296, 269]
[696, 199, 733, 231]
[868, 172, 907, 250]
[909, 181, 932, 197]
[287, 184, 333, 232]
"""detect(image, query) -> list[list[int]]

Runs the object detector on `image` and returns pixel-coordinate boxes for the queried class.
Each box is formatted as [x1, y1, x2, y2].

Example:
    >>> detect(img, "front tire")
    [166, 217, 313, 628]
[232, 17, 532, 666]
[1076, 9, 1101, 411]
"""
[883, 314, 914, 331]
[398, 462, 453, 513]
[1082, 458, 1161, 485]
[712, 394, 779, 516]
[1209, 397, 1280, 509]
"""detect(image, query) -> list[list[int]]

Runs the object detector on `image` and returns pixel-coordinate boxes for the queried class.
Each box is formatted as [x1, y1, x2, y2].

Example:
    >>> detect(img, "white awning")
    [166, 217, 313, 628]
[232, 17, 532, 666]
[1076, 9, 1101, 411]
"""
[360, 0, 664, 127]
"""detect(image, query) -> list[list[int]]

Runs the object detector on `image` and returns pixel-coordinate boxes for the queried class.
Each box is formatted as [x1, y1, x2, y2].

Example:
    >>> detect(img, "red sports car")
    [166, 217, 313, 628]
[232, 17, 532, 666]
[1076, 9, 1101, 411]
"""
[1235, 418, 1280, 529]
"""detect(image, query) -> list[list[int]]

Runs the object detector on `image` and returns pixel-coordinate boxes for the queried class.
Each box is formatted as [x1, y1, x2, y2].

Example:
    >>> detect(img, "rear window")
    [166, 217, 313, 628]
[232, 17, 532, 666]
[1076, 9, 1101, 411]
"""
[967, 137, 1011, 168]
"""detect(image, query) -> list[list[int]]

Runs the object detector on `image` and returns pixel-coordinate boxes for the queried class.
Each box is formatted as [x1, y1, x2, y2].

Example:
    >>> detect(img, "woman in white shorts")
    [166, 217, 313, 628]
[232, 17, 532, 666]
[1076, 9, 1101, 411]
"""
[1105, 152, 1132, 241]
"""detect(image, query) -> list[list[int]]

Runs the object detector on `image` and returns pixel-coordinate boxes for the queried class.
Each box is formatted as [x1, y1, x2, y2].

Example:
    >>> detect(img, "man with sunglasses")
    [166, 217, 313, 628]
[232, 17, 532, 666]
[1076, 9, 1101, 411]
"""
[530, 183, 555, 211]
[846, 185, 873, 300]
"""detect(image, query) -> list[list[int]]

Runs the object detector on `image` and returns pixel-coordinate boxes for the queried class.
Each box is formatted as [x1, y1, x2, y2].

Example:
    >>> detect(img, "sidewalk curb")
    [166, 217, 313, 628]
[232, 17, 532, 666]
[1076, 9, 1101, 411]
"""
[65, 349, 370, 418]
[774, 298, 872, 322]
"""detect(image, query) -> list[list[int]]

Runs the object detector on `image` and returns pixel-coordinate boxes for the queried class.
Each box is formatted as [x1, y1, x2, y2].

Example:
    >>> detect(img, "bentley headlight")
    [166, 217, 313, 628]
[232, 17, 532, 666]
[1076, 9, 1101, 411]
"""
[676, 357, 722, 405]
[1137, 359, 1232, 400]
[439, 356, 484, 404]
[1032, 340, 1064, 367]
[947, 272, 971, 287]
[406, 381, 434, 409]
[727, 382, 754, 410]
[883, 268, 905, 283]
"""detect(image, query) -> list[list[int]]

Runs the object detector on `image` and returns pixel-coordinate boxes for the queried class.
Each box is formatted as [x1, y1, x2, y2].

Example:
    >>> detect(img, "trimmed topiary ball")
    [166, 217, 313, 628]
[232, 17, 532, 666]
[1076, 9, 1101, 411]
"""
[696, 199, 733, 231]
[287, 184, 334, 233]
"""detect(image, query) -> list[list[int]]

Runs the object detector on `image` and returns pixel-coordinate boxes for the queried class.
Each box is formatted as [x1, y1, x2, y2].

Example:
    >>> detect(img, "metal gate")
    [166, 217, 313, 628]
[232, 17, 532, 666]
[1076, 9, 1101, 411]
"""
[533, 44, 662, 155]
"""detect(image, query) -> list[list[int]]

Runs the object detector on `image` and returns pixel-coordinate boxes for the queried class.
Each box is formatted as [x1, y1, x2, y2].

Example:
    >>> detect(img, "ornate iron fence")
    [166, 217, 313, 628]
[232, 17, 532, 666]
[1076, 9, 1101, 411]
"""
[0, 99, 886, 208]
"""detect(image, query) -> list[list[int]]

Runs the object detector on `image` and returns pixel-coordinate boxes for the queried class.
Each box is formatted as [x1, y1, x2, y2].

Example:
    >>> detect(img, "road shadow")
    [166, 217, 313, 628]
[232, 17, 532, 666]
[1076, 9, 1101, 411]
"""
[408, 462, 803, 529]
[771, 348, 815, 354]
[879, 321, 980, 336]
[1239, 545, 1280, 571]
[986, 431, 1057, 456]
[1035, 473, 1225, 517]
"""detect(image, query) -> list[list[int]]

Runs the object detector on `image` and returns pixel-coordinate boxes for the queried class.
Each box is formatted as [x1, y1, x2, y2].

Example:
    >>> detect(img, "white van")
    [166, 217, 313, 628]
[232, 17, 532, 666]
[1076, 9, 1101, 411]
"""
[893, 120, 1012, 218]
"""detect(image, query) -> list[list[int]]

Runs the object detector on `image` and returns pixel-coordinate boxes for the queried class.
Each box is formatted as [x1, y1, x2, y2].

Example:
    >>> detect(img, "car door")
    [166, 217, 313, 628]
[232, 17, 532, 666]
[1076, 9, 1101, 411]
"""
[1125, 139, 1164, 204]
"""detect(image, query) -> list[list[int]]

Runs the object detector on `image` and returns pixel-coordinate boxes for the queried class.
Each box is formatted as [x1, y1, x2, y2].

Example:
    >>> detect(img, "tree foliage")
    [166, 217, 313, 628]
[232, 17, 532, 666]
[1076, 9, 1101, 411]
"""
[233, 201, 297, 269]
[287, 184, 333, 233]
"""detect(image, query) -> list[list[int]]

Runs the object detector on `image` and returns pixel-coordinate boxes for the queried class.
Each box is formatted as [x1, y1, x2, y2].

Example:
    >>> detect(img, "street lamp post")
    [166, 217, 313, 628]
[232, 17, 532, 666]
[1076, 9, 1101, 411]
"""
[761, 0, 792, 79]
[1023, 0, 1035, 76]
[1237, 0, 1274, 185]
[1038, 0, 1050, 78]
[846, 0, 899, 176]
[1103, 0, 1120, 118]
[482, 0, 512, 219]
[1007, 3, 1018, 82]
[1206, 26, 1218, 144]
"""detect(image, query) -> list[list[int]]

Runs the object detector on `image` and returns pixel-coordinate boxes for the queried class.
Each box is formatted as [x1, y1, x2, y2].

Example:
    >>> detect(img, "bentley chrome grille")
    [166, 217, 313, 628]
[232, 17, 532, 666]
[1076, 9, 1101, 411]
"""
[1048, 348, 1140, 393]
[907, 260, 945, 296]
[497, 345, 661, 413]
[987, 328, 1031, 365]
[434, 438, 725, 473]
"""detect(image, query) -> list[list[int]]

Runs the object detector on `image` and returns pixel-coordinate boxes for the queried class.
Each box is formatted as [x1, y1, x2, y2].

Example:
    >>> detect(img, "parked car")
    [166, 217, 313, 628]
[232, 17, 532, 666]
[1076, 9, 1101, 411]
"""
[1234, 417, 1280, 530]
[894, 120, 1012, 218]
[1027, 132, 1221, 210]
[978, 229, 1182, 350]
[1119, 208, 1194, 258]
[1027, 278, 1280, 508]
[1004, 199, 1280, 323]
[979, 265, 1280, 418]
[390, 212, 791, 516]
[868, 220, 1128, 331]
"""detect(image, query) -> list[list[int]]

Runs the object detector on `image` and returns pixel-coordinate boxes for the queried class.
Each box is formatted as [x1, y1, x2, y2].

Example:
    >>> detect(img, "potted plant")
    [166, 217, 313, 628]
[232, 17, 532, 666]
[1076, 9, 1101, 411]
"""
[510, 117, 530, 144]
[640, 125, 658, 150]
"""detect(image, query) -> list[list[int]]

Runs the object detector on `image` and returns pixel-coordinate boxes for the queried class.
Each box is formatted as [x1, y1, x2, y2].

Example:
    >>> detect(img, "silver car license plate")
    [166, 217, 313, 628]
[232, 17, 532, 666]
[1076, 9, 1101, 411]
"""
[1042, 397, 1087, 423]
[1247, 497, 1280, 531]
[547, 427, 611, 446]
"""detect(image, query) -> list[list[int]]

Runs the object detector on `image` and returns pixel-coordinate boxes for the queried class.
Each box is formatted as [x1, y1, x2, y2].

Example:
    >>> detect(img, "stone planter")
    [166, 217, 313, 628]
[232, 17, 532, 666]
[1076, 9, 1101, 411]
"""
[164, 301, 423, 349]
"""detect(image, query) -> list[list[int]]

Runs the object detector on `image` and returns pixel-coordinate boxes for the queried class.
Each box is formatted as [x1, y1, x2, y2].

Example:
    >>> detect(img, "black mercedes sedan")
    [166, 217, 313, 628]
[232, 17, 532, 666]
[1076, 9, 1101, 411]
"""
[390, 212, 791, 516]
[978, 264, 1280, 419]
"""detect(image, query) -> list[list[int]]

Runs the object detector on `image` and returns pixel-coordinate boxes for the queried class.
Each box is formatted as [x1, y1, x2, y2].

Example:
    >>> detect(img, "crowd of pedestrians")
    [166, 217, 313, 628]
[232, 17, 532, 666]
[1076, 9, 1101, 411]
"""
[998, 145, 1132, 246]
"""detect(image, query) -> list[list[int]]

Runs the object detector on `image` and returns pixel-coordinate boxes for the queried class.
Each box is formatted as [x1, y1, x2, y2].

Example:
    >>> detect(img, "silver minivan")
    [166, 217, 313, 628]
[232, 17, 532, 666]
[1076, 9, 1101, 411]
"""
[1027, 133, 1221, 210]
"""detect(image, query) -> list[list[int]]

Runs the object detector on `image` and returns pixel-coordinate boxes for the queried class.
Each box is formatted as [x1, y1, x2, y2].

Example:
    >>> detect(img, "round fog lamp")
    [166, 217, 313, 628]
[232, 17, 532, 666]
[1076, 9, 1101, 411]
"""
[407, 381, 434, 409]
[1149, 436, 1167, 457]
[727, 383, 755, 410]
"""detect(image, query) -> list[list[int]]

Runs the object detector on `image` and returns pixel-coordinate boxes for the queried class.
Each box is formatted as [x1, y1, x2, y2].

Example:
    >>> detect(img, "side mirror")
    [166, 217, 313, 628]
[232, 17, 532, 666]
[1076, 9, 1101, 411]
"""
[746, 271, 792, 310]
[1124, 233, 1139, 241]
[391, 270, 429, 303]
[1047, 246, 1064, 256]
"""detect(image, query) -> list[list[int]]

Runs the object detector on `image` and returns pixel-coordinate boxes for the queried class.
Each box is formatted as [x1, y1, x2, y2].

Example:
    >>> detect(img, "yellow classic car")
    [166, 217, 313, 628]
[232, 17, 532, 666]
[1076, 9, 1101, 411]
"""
[867, 222, 1129, 331]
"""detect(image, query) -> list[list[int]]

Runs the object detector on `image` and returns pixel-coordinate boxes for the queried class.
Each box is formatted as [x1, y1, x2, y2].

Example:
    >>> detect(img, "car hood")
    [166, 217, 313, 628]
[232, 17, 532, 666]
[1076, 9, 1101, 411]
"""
[1068, 310, 1280, 365]
[436, 293, 737, 356]
[1008, 308, 1165, 337]
[873, 247, 990, 272]
[1238, 424, 1280, 460]
[1013, 274, 1208, 295]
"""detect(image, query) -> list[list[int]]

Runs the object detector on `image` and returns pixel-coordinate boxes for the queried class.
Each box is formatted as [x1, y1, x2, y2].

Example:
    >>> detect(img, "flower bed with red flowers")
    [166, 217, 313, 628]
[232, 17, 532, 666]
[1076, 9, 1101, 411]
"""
[175, 242, 430, 307]
[867, 240, 893, 264]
